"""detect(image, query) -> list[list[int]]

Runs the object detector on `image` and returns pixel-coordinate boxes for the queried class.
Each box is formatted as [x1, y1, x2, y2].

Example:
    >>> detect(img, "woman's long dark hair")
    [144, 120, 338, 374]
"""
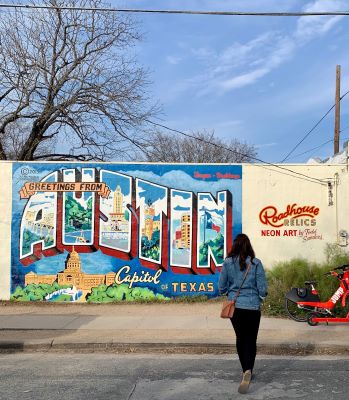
[228, 234, 255, 271]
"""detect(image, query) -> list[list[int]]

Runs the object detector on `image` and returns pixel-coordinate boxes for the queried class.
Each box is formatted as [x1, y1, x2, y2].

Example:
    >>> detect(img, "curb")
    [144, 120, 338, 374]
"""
[1, 341, 348, 355]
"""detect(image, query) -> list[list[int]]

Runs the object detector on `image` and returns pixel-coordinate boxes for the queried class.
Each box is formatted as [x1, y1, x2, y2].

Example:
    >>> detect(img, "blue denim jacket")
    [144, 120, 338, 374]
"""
[218, 256, 268, 310]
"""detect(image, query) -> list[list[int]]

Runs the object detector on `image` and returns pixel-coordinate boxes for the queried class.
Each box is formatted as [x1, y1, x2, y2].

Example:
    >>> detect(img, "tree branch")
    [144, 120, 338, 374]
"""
[0, 0, 157, 161]
[32, 153, 99, 161]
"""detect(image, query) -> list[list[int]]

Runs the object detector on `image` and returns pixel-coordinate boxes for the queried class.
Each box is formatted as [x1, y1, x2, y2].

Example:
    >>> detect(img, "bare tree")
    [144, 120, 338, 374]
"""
[0, 0, 158, 161]
[1, 120, 59, 160]
[142, 130, 257, 163]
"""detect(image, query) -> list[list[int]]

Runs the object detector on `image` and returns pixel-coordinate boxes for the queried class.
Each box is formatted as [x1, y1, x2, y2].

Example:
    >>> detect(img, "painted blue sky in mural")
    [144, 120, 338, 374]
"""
[173, 190, 191, 200]
[138, 180, 167, 205]
[101, 171, 131, 196]
[174, 205, 190, 212]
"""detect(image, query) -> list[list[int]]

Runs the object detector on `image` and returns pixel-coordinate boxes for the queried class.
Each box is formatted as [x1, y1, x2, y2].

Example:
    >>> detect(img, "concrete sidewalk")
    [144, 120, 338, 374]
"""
[0, 302, 348, 355]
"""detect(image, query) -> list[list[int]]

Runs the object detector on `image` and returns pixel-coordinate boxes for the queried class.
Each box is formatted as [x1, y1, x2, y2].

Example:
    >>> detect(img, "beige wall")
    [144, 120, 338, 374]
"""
[243, 164, 347, 268]
[0, 162, 12, 300]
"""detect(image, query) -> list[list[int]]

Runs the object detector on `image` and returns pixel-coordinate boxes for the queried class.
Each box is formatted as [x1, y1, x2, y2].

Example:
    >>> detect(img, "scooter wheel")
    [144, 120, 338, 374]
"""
[284, 298, 309, 322]
[307, 312, 319, 326]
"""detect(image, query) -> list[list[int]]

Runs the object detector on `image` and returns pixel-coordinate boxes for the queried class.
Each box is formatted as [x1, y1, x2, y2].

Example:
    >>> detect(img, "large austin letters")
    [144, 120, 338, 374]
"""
[11, 163, 242, 302]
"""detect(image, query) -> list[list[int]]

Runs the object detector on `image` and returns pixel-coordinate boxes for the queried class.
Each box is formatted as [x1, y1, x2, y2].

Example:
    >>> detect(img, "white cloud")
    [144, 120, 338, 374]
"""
[82, 169, 95, 182]
[215, 120, 243, 129]
[220, 68, 269, 91]
[172, 193, 191, 207]
[26, 202, 53, 212]
[171, 192, 192, 221]
[191, 47, 215, 60]
[295, 0, 345, 43]
[219, 32, 273, 67]
[198, 194, 226, 225]
[166, 55, 182, 65]
[29, 192, 55, 203]
[186, 31, 296, 96]
[121, 169, 241, 208]
[175, 0, 345, 96]
[194, 33, 295, 95]
[73, 195, 91, 210]
[218, 33, 297, 93]
[255, 142, 278, 149]
[136, 180, 168, 217]
[130, 0, 300, 12]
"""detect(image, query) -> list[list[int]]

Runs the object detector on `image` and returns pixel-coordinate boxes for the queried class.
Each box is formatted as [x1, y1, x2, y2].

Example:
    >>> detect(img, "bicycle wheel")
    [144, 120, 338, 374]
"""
[284, 298, 309, 322]
[307, 312, 320, 326]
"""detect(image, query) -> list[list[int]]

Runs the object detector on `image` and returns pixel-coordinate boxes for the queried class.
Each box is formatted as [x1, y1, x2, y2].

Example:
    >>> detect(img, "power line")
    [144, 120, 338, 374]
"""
[292, 136, 349, 160]
[292, 137, 348, 159]
[0, 4, 338, 185]
[280, 89, 349, 163]
[146, 120, 327, 186]
[292, 139, 334, 159]
[281, 103, 336, 162]
[1, 4, 349, 16]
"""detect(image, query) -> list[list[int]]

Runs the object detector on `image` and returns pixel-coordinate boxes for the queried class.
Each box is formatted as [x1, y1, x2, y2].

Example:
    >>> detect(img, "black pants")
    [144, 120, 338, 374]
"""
[230, 308, 261, 373]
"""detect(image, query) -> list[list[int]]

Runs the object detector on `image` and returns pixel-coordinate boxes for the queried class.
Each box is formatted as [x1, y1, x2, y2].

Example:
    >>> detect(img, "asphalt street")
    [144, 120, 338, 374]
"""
[0, 354, 348, 400]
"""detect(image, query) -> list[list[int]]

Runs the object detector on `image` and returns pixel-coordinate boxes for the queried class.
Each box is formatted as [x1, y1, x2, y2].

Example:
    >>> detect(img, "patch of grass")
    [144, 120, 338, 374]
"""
[167, 295, 222, 303]
[1, 295, 222, 306]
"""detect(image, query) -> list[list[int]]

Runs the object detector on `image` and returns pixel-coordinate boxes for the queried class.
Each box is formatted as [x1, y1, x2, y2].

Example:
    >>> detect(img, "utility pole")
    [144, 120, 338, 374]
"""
[334, 65, 341, 155]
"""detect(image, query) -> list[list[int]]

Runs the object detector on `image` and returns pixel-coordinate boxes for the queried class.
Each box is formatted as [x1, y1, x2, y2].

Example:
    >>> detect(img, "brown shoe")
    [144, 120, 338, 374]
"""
[238, 370, 252, 394]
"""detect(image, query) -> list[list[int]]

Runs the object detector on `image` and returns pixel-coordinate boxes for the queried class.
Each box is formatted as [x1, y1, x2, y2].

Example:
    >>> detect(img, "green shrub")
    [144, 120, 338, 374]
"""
[85, 283, 171, 303]
[262, 244, 349, 317]
[10, 282, 73, 302]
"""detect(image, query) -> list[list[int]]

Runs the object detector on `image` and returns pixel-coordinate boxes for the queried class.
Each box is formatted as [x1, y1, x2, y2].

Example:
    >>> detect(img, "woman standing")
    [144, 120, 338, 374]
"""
[219, 234, 268, 394]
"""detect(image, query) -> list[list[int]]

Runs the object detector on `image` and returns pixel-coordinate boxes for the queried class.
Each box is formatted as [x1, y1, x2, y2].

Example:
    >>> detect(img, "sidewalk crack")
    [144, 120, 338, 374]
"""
[61, 315, 83, 329]
[127, 381, 137, 400]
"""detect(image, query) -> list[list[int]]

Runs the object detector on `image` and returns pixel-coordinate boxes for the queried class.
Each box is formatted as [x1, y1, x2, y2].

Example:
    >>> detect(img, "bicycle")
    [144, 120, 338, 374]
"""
[284, 264, 349, 326]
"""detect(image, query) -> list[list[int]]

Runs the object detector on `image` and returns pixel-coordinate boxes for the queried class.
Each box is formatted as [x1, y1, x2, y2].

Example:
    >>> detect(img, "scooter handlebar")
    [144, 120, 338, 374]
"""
[324, 270, 339, 277]
[325, 265, 349, 276]
[334, 265, 349, 270]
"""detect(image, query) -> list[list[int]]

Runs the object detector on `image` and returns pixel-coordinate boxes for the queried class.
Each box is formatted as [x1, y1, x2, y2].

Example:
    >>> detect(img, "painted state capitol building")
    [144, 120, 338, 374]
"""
[25, 248, 116, 291]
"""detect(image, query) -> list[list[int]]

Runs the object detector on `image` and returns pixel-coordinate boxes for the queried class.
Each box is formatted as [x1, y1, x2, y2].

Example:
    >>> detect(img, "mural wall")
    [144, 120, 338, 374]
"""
[11, 163, 242, 302]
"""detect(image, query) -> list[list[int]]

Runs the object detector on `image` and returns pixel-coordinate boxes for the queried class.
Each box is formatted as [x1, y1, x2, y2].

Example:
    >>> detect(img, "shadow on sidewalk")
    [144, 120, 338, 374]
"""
[0, 313, 98, 353]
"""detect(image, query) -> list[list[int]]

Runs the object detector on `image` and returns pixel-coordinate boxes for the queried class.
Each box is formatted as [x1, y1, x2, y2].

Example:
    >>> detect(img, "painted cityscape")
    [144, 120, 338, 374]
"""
[11, 163, 242, 302]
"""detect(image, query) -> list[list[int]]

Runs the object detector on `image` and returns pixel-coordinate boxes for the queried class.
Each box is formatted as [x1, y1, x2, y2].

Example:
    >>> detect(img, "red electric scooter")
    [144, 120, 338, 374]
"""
[285, 264, 349, 326]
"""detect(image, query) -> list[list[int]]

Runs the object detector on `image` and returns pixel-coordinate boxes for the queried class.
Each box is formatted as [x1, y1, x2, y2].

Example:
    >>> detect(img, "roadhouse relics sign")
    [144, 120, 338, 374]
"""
[259, 203, 323, 241]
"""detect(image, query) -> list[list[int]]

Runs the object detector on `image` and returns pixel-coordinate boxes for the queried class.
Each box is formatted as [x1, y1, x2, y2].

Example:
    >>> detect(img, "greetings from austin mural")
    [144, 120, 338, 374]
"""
[11, 163, 242, 302]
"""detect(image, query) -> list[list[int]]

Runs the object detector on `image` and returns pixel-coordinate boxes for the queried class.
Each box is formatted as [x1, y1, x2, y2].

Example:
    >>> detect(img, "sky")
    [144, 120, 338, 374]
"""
[113, 0, 349, 163]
